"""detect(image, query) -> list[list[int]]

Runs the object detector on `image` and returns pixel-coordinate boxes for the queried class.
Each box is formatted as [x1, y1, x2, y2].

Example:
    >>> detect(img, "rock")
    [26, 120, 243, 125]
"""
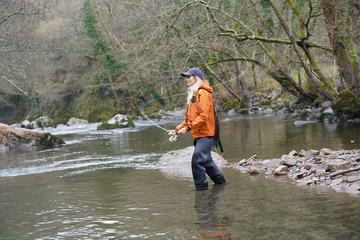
[323, 159, 353, 171]
[158, 146, 227, 179]
[231, 148, 360, 195]
[288, 150, 298, 156]
[32, 116, 55, 128]
[21, 117, 55, 129]
[320, 148, 332, 155]
[21, 120, 32, 129]
[330, 178, 343, 187]
[248, 167, 260, 175]
[97, 114, 135, 130]
[273, 165, 288, 175]
[298, 149, 307, 157]
[323, 108, 334, 115]
[306, 150, 320, 158]
[67, 118, 89, 126]
[0, 123, 64, 150]
[315, 169, 326, 177]
[295, 169, 308, 179]
[280, 156, 297, 167]
[238, 159, 247, 166]
[303, 164, 313, 170]
[347, 175, 360, 183]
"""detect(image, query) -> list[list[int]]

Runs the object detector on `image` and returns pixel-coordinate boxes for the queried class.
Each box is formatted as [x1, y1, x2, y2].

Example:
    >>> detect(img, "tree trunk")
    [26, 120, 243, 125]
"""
[321, 0, 360, 91]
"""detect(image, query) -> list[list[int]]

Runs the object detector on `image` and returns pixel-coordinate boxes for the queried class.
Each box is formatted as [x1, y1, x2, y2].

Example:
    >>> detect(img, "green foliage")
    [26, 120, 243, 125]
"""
[81, 0, 123, 78]
[151, 91, 166, 105]
[222, 98, 242, 111]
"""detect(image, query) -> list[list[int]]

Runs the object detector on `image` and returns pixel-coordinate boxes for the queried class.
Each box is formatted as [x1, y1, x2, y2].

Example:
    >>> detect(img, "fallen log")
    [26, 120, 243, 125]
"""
[329, 165, 360, 178]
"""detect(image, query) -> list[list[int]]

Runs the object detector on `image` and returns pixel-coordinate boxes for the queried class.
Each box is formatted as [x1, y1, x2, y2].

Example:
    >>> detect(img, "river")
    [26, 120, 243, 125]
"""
[1, 112, 360, 239]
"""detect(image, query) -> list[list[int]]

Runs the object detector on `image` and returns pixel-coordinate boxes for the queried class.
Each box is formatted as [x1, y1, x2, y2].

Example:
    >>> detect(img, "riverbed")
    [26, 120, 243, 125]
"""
[1, 112, 360, 239]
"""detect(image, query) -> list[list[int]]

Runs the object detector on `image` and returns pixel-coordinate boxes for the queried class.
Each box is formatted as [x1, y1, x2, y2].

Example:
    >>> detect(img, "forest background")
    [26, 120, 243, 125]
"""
[1, 0, 359, 125]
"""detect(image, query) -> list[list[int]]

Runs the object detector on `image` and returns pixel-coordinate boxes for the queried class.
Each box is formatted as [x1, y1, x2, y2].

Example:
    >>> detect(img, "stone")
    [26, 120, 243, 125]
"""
[248, 167, 260, 175]
[97, 114, 135, 130]
[67, 118, 89, 126]
[320, 148, 332, 155]
[315, 169, 326, 177]
[303, 164, 313, 170]
[306, 150, 320, 158]
[32, 116, 55, 129]
[273, 165, 288, 175]
[323, 108, 334, 115]
[298, 149, 307, 157]
[288, 150, 298, 156]
[280, 156, 297, 167]
[330, 178, 343, 187]
[238, 159, 247, 166]
[347, 175, 360, 183]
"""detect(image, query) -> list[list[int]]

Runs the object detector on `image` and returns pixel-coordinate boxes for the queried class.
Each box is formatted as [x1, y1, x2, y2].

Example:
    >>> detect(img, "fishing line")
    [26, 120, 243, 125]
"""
[139, 106, 178, 143]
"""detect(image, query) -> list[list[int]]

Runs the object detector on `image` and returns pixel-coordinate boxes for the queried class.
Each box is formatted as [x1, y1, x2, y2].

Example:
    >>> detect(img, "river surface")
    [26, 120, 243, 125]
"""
[1, 112, 360, 239]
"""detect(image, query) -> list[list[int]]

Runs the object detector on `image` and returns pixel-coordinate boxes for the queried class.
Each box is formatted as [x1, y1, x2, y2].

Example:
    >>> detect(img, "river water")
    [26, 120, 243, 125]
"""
[1, 112, 360, 239]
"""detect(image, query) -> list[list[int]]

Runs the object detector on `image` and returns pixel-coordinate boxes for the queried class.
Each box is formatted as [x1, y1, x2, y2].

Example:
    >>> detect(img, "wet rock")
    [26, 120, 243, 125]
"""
[0, 123, 65, 150]
[97, 114, 135, 130]
[306, 150, 320, 158]
[67, 118, 89, 126]
[21, 116, 55, 129]
[347, 175, 360, 183]
[158, 146, 227, 179]
[315, 169, 326, 177]
[320, 148, 332, 155]
[231, 148, 360, 195]
[273, 165, 288, 175]
[298, 149, 307, 157]
[280, 155, 297, 167]
[248, 167, 260, 175]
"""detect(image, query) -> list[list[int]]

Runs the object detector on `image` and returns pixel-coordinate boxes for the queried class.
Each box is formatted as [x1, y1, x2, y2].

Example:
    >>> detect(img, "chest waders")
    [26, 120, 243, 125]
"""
[192, 137, 226, 190]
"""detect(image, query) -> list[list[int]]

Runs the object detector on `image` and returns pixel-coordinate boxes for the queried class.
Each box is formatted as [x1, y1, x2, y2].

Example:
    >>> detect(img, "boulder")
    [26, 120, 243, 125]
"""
[21, 116, 55, 129]
[67, 118, 89, 126]
[158, 146, 227, 179]
[0, 123, 64, 150]
[248, 167, 260, 175]
[97, 114, 135, 130]
[273, 165, 288, 175]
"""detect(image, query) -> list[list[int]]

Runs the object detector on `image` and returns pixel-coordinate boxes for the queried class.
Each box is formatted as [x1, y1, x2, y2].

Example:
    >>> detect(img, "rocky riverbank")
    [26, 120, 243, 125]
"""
[231, 148, 360, 195]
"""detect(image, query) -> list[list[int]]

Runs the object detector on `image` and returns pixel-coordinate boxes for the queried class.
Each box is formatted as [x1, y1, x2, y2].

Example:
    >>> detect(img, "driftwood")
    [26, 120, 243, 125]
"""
[329, 165, 360, 178]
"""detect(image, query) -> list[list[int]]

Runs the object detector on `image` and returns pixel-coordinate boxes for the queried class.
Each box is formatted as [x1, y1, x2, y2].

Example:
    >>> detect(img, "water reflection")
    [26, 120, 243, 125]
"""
[194, 185, 230, 239]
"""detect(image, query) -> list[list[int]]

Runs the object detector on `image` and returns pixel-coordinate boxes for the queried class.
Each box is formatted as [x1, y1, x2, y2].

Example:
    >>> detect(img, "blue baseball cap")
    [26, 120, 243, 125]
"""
[181, 68, 204, 79]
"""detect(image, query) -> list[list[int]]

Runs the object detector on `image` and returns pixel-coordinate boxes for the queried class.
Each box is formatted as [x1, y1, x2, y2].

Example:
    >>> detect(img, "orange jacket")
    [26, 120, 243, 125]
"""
[176, 80, 215, 138]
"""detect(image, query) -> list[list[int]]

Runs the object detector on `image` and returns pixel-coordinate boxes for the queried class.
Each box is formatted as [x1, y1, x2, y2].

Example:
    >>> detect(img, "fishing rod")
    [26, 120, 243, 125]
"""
[138, 106, 178, 143]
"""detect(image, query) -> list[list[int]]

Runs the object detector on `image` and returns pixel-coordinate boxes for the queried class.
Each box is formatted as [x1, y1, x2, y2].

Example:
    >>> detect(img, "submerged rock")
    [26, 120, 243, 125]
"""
[0, 123, 64, 150]
[158, 146, 227, 179]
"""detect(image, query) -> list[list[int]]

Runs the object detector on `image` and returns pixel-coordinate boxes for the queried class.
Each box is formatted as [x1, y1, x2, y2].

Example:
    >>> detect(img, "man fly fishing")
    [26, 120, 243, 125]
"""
[168, 68, 226, 190]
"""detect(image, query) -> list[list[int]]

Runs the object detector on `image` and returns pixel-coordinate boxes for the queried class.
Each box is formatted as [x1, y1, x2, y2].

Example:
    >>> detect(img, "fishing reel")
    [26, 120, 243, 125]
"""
[169, 134, 178, 143]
